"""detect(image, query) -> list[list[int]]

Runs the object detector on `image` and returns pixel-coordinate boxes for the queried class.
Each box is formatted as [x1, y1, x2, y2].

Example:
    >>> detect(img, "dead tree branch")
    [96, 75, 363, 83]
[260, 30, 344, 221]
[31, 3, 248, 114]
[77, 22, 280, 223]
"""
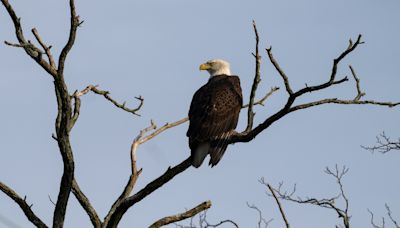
[266, 47, 293, 95]
[265, 184, 289, 228]
[31, 28, 56, 68]
[368, 205, 399, 228]
[263, 165, 351, 228]
[105, 157, 192, 227]
[246, 202, 273, 228]
[103, 118, 189, 227]
[0, 182, 48, 228]
[150, 201, 211, 228]
[75, 85, 144, 116]
[0, 0, 82, 227]
[175, 210, 240, 228]
[51, 1, 80, 226]
[71, 179, 101, 228]
[385, 204, 400, 228]
[363, 132, 400, 154]
[198, 211, 240, 228]
[1, 0, 57, 76]
[246, 20, 262, 132]
[242, 87, 280, 108]
[368, 208, 385, 228]
[229, 34, 399, 144]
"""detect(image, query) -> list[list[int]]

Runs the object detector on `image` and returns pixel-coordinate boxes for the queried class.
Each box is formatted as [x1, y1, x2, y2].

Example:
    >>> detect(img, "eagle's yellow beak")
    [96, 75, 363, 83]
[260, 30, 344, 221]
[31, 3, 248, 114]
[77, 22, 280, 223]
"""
[199, 63, 211, 71]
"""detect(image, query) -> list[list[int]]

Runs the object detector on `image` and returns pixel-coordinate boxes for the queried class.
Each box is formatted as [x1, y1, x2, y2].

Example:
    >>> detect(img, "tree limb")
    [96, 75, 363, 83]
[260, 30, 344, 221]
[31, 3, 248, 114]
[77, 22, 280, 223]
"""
[265, 184, 290, 228]
[229, 34, 399, 144]
[102, 118, 190, 227]
[51, 1, 80, 226]
[76, 85, 144, 116]
[1, 0, 57, 77]
[246, 20, 262, 132]
[32, 28, 56, 68]
[1, 1, 80, 227]
[71, 179, 101, 227]
[265, 46, 293, 95]
[0, 182, 48, 228]
[150, 201, 211, 228]
[106, 157, 192, 227]
[57, 0, 79, 75]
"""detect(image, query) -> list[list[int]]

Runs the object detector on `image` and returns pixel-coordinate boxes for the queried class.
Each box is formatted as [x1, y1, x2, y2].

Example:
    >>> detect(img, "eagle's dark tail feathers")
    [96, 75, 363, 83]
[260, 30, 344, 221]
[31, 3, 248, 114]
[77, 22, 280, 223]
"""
[208, 142, 228, 167]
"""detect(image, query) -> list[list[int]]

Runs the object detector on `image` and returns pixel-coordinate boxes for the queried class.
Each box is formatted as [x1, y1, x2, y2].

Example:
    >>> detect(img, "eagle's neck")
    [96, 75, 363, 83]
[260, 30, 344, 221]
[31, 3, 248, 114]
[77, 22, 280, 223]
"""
[209, 68, 231, 78]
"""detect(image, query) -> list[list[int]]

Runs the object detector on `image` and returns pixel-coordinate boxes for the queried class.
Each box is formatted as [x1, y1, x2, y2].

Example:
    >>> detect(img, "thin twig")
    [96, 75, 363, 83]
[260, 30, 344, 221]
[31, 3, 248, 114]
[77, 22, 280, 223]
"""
[368, 209, 385, 228]
[91, 87, 144, 116]
[349, 65, 365, 100]
[385, 204, 399, 228]
[32, 28, 56, 68]
[242, 87, 280, 108]
[196, 210, 240, 228]
[246, 202, 273, 228]
[266, 47, 293, 95]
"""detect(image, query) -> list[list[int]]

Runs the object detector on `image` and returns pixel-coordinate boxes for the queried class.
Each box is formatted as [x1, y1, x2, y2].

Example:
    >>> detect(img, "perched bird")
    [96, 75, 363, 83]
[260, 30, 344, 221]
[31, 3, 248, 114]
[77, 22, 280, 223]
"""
[187, 59, 243, 168]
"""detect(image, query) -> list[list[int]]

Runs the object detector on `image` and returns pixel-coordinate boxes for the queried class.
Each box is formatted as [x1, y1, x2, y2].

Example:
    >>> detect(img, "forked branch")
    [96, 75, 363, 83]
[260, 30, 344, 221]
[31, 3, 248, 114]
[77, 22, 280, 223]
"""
[1, 0, 57, 76]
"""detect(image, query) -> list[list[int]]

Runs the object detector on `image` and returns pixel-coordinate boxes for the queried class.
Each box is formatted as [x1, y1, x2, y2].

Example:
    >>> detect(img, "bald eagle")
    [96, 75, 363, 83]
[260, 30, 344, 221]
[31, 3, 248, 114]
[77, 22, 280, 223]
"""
[187, 59, 243, 168]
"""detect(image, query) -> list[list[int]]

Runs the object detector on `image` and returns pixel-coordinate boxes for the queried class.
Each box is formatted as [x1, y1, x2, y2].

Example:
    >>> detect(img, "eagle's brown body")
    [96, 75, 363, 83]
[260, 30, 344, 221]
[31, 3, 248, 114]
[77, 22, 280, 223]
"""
[187, 74, 242, 167]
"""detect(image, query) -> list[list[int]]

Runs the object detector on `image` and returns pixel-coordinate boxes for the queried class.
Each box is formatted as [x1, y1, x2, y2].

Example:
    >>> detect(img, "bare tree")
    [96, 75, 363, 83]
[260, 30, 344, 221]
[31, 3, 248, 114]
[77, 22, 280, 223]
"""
[0, 1, 399, 227]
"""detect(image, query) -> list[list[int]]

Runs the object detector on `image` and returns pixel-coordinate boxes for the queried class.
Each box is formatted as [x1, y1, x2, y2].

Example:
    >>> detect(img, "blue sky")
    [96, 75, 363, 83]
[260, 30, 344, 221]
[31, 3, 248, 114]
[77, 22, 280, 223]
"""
[1, 0, 399, 227]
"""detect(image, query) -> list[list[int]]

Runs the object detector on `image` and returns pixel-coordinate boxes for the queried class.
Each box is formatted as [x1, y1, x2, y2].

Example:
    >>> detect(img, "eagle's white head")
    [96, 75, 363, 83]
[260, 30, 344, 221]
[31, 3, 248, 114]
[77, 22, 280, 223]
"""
[199, 59, 231, 77]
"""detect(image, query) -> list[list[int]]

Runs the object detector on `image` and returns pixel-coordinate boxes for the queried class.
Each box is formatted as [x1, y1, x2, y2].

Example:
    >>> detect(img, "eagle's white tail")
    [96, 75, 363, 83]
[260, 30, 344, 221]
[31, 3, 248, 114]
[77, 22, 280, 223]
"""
[192, 143, 210, 168]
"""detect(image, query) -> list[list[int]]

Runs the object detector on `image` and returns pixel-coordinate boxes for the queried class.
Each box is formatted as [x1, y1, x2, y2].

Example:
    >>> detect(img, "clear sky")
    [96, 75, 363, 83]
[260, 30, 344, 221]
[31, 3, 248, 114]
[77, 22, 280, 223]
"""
[1, 0, 399, 227]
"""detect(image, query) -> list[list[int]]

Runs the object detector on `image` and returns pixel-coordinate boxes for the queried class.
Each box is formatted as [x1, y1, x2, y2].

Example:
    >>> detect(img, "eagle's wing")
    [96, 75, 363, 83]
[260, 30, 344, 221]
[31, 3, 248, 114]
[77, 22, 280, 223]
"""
[187, 75, 242, 166]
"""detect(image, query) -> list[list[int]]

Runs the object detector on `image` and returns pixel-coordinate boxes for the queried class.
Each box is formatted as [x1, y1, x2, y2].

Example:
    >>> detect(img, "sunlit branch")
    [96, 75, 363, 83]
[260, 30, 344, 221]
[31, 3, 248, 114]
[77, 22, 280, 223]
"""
[150, 201, 211, 228]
